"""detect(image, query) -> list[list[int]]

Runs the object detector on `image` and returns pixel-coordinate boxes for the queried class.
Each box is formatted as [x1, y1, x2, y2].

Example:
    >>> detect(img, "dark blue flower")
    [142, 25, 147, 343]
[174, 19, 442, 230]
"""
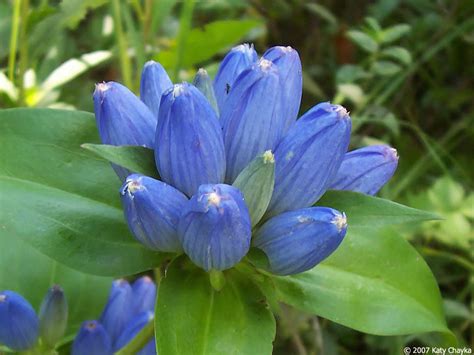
[72, 320, 112, 355]
[0, 290, 39, 351]
[131, 276, 157, 315]
[263, 46, 302, 131]
[99, 279, 133, 346]
[140, 60, 173, 118]
[120, 174, 187, 252]
[155, 83, 226, 197]
[39, 285, 68, 348]
[329, 145, 399, 195]
[213, 43, 258, 112]
[178, 184, 251, 271]
[253, 207, 347, 275]
[267, 102, 352, 216]
[221, 59, 285, 182]
[114, 311, 155, 353]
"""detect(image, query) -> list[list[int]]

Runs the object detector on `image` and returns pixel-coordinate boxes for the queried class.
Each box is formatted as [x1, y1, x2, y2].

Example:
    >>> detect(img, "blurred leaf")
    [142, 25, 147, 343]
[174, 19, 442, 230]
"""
[443, 299, 473, 321]
[317, 190, 439, 228]
[0, 236, 111, 337]
[157, 20, 263, 68]
[381, 46, 412, 65]
[336, 64, 370, 84]
[337, 83, 365, 105]
[346, 30, 379, 53]
[305, 3, 338, 26]
[380, 24, 411, 43]
[271, 227, 451, 336]
[427, 177, 465, 212]
[81, 144, 159, 179]
[156, 258, 276, 355]
[0, 108, 169, 276]
[60, 0, 109, 29]
[372, 60, 402, 76]
[364, 17, 381, 32]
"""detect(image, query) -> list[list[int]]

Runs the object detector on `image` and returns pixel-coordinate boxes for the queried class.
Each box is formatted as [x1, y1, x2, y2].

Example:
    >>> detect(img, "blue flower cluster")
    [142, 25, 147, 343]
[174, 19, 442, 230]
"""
[0, 286, 67, 352]
[72, 276, 157, 355]
[93, 44, 398, 275]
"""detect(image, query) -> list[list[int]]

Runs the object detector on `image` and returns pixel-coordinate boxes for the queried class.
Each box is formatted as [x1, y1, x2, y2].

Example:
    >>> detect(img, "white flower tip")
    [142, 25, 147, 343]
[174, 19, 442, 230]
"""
[0, 294, 6, 302]
[263, 150, 275, 164]
[259, 59, 273, 71]
[172, 84, 186, 98]
[207, 192, 221, 206]
[332, 213, 347, 232]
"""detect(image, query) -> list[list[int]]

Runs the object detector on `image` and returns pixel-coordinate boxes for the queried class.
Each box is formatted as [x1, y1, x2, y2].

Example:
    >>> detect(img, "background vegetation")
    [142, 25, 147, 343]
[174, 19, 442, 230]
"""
[1, 0, 472, 353]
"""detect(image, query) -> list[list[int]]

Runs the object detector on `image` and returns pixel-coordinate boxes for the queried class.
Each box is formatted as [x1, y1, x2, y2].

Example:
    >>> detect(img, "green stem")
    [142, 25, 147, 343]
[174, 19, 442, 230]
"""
[8, 0, 21, 82]
[173, 0, 195, 81]
[111, 0, 133, 89]
[114, 320, 155, 355]
[18, 0, 29, 106]
[419, 247, 474, 272]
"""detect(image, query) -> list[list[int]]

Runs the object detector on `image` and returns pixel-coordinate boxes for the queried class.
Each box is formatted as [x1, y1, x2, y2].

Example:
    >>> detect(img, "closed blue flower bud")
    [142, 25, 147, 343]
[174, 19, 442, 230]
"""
[221, 59, 285, 182]
[114, 311, 154, 353]
[213, 43, 258, 112]
[100, 279, 133, 345]
[0, 290, 39, 351]
[263, 46, 302, 131]
[93, 81, 158, 180]
[267, 102, 352, 216]
[193, 68, 219, 114]
[329, 145, 399, 195]
[140, 61, 173, 118]
[131, 276, 157, 315]
[253, 207, 347, 275]
[72, 320, 112, 355]
[138, 338, 157, 355]
[178, 184, 251, 271]
[39, 285, 68, 348]
[120, 174, 187, 252]
[155, 83, 226, 197]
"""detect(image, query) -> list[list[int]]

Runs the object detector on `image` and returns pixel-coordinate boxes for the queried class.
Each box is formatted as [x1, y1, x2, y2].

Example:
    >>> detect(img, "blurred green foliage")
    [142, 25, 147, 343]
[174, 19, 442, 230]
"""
[0, 0, 472, 353]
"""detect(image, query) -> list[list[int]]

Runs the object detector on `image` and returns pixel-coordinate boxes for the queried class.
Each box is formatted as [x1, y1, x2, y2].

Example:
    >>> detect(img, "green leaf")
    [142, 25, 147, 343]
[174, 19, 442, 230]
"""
[317, 190, 439, 228]
[156, 258, 276, 355]
[81, 143, 159, 179]
[157, 19, 263, 68]
[381, 24, 411, 43]
[372, 60, 402, 76]
[336, 64, 370, 84]
[305, 3, 338, 27]
[381, 46, 412, 65]
[270, 227, 451, 336]
[0, 235, 111, 338]
[233, 151, 275, 227]
[346, 30, 379, 53]
[0, 108, 169, 276]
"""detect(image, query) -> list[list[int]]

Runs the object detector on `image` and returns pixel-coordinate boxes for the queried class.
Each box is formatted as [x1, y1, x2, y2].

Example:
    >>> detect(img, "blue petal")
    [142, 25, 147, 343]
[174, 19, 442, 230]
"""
[178, 184, 251, 271]
[263, 46, 302, 131]
[0, 290, 39, 351]
[155, 83, 226, 197]
[137, 339, 157, 355]
[221, 59, 285, 182]
[120, 174, 187, 252]
[39, 285, 68, 348]
[329, 145, 399, 195]
[213, 43, 258, 112]
[193, 68, 219, 114]
[253, 207, 347, 275]
[140, 61, 173, 118]
[114, 311, 154, 352]
[267, 102, 352, 216]
[131, 276, 157, 316]
[72, 320, 112, 355]
[99, 279, 133, 345]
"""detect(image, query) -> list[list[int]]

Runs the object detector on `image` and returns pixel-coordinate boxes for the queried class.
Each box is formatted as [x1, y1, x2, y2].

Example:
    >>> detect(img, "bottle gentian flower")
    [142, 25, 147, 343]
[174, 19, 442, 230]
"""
[72, 320, 112, 355]
[131, 276, 157, 315]
[99, 279, 133, 345]
[178, 184, 251, 271]
[213, 43, 258, 112]
[39, 285, 68, 348]
[221, 58, 285, 182]
[120, 174, 187, 252]
[155, 83, 226, 197]
[193, 68, 218, 114]
[140, 60, 173, 118]
[253, 207, 347, 275]
[0, 290, 39, 351]
[114, 311, 155, 354]
[329, 144, 399, 195]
